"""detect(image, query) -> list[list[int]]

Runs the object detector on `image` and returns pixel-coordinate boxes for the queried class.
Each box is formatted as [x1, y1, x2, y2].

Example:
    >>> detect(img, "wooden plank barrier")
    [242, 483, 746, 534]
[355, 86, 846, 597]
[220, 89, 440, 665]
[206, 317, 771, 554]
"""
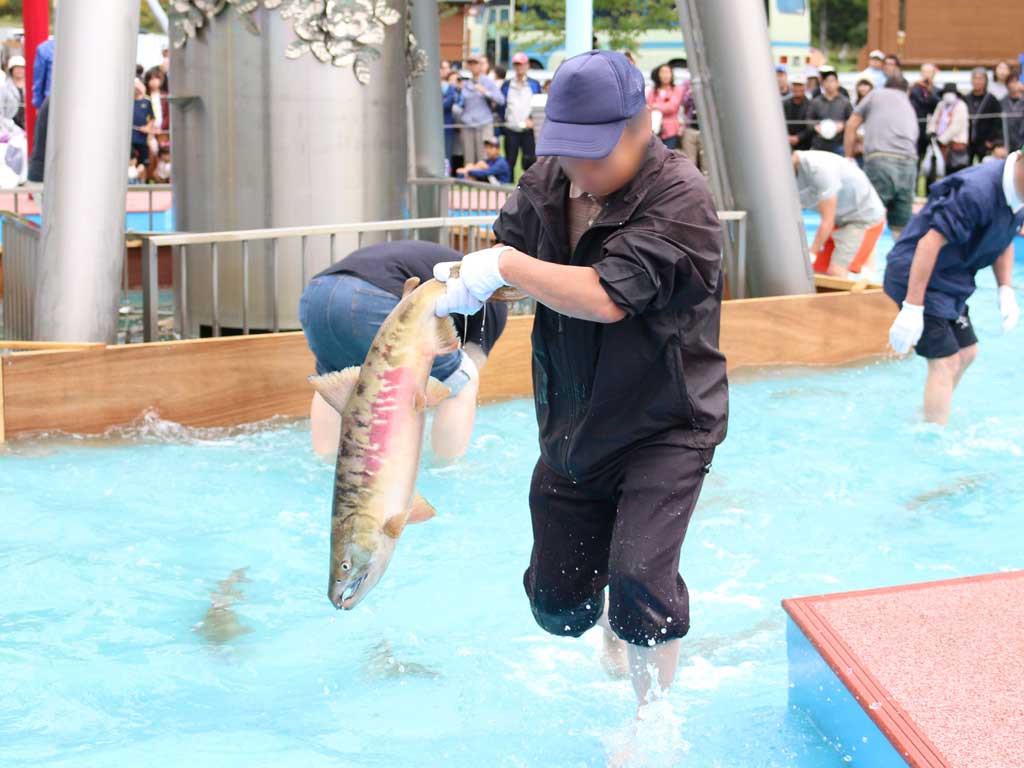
[0, 290, 897, 441]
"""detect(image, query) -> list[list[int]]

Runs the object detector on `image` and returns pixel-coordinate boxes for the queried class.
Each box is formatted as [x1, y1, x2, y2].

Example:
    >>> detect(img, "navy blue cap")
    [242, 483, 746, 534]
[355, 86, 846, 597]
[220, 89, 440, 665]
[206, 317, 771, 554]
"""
[537, 50, 646, 159]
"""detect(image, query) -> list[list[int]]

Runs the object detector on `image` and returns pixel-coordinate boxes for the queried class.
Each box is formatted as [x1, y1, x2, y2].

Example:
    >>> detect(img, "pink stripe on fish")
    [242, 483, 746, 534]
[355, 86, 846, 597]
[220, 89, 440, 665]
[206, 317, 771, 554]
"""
[364, 366, 414, 476]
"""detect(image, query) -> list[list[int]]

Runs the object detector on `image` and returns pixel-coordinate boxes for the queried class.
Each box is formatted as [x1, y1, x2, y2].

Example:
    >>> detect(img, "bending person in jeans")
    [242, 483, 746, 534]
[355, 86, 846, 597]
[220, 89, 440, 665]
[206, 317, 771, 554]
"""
[794, 150, 887, 276]
[298, 240, 507, 461]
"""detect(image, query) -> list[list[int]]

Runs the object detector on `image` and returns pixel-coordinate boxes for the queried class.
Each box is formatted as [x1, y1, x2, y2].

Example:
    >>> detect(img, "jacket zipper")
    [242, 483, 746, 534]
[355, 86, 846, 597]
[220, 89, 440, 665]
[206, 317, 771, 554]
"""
[519, 186, 627, 482]
[558, 213, 626, 483]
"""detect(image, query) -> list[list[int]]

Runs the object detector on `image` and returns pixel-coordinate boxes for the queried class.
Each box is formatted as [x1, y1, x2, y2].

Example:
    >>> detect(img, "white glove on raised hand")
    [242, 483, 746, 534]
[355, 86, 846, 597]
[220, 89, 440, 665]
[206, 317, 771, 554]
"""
[998, 285, 1019, 333]
[889, 302, 925, 355]
[433, 245, 510, 302]
[434, 277, 484, 318]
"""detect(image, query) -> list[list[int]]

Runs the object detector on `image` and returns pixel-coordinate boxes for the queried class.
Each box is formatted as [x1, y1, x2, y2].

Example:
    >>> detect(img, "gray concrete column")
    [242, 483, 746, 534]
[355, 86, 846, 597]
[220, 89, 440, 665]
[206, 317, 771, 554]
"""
[678, 0, 813, 297]
[409, 0, 446, 221]
[34, 0, 141, 342]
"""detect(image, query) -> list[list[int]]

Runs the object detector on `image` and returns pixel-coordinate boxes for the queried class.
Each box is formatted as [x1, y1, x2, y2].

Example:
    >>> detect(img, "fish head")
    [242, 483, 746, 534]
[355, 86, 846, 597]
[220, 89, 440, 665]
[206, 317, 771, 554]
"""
[328, 533, 398, 610]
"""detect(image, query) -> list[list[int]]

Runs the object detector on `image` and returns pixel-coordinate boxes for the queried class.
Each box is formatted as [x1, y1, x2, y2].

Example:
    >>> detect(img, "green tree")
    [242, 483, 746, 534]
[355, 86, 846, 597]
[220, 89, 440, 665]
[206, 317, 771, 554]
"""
[512, 0, 678, 53]
[140, 0, 167, 33]
[0, 1, 166, 32]
[809, 0, 868, 53]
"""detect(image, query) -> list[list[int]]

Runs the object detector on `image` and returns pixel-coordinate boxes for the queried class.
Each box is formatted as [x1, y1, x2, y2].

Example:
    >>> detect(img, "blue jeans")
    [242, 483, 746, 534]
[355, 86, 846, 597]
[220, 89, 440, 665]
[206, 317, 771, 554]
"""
[298, 274, 462, 379]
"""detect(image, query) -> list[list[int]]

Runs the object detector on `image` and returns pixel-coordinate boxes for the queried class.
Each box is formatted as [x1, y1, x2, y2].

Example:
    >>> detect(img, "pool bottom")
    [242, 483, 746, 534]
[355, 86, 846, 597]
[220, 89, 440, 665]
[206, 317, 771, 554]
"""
[4, 288, 1024, 767]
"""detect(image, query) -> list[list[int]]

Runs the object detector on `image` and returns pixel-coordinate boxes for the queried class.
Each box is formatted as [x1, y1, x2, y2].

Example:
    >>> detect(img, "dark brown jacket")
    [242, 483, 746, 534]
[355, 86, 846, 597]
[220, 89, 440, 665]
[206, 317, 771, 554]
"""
[494, 138, 728, 482]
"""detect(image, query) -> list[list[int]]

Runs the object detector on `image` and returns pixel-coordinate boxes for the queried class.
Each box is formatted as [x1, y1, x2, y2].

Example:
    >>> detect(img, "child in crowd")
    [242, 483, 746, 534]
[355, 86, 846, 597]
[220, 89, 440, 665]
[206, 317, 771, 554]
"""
[152, 146, 171, 183]
[455, 137, 512, 183]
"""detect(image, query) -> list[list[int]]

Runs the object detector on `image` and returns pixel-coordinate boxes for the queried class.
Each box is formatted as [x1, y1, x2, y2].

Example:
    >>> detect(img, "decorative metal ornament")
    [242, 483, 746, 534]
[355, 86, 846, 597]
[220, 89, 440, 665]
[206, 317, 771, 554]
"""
[404, 0, 428, 84]
[169, 0, 424, 85]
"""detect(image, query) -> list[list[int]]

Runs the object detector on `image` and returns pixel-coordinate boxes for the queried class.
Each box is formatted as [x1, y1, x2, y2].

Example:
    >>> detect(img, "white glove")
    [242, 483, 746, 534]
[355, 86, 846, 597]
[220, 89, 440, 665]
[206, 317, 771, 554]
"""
[434, 277, 484, 317]
[998, 285, 1019, 333]
[433, 245, 510, 302]
[889, 302, 925, 355]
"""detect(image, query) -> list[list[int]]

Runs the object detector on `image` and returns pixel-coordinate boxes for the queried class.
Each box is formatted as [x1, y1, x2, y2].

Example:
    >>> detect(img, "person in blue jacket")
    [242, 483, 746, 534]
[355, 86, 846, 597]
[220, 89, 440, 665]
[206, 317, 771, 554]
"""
[885, 149, 1024, 424]
[31, 38, 54, 109]
[442, 70, 464, 170]
[455, 137, 512, 184]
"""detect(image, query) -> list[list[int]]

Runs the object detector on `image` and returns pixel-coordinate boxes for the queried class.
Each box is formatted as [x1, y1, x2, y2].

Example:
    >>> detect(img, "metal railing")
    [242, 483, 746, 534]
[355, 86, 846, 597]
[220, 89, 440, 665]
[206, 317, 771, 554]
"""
[141, 215, 500, 342]
[3, 183, 173, 231]
[140, 208, 748, 342]
[409, 176, 515, 218]
[1, 213, 41, 340]
[409, 176, 747, 294]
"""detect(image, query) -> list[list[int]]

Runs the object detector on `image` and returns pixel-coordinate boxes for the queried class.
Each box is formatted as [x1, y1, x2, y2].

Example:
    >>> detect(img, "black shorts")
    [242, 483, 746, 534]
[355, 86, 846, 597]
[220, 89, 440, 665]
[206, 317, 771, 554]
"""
[915, 307, 978, 359]
[524, 440, 713, 647]
[131, 142, 149, 166]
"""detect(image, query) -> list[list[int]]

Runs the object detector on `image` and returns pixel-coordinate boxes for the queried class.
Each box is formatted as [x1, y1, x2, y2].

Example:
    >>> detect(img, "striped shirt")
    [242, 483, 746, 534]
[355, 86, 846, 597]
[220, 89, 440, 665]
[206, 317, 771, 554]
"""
[567, 183, 605, 253]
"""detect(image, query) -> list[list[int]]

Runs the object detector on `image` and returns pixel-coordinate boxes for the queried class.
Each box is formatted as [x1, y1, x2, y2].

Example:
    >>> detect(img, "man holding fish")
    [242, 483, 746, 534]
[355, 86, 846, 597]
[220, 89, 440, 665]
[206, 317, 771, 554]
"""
[435, 50, 729, 714]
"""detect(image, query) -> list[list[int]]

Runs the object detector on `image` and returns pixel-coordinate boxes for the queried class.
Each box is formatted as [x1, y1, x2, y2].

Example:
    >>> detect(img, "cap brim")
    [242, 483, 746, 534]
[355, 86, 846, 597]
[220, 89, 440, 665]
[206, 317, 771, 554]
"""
[536, 116, 629, 159]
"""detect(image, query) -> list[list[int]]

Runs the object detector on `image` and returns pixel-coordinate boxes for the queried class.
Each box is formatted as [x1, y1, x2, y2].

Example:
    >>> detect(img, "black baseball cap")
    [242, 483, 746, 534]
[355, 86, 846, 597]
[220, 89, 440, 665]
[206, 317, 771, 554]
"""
[537, 50, 646, 160]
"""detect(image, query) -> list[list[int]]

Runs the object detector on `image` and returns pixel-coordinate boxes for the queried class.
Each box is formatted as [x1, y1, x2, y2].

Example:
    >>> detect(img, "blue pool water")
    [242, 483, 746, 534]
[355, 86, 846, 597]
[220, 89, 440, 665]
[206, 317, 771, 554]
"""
[3, 269, 1024, 768]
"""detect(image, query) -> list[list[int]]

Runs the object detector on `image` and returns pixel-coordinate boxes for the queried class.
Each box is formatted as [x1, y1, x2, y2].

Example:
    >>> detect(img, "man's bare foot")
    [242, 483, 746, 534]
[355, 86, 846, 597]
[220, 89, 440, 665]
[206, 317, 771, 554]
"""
[600, 625, 630, 679]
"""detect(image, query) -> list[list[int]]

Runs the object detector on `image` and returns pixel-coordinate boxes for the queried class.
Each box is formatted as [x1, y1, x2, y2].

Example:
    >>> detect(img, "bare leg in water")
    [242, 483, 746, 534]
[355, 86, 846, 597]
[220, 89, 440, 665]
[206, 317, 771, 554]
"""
[602, 606, 683, 768]
[598, 600, 682, 708]
[597, 602, 629, 678]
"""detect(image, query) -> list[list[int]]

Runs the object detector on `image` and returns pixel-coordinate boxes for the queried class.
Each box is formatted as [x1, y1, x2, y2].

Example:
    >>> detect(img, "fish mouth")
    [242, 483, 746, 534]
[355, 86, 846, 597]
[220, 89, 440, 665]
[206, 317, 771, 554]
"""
[332, 574, 367, 610]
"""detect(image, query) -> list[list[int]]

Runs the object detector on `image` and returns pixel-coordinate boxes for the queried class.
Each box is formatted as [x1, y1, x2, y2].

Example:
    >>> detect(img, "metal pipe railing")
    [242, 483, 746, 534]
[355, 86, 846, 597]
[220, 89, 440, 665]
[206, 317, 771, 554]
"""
[140, 209, 748, 342]
[6, 183, 173, 231]
[1, 213, 42, 341]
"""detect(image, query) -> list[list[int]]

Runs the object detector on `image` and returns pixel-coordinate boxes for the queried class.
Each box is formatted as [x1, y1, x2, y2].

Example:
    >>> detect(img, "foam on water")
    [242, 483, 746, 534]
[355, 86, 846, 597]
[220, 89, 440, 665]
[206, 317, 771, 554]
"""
[2, 247, 1024, 767]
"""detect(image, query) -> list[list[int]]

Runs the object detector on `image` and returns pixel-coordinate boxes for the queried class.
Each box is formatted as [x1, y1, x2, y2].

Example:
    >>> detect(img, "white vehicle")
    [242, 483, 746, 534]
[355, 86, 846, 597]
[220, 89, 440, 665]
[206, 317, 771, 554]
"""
[468, 0, 813, 74]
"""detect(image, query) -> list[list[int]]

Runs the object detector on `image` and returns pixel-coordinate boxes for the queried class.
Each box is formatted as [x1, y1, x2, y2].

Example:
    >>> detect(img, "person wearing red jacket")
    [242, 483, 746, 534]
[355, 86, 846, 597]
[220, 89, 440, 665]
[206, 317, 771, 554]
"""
[647, 63, 684, 150]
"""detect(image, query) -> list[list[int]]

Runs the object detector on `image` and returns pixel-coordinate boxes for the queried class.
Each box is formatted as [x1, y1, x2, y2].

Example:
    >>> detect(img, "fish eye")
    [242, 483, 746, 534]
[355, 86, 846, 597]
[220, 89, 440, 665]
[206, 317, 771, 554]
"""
[341, 561, 351, 572]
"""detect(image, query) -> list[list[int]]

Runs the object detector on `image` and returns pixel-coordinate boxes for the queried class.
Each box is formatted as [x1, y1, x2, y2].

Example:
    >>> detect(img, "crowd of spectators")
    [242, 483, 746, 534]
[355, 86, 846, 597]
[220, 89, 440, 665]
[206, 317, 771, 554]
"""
[129, 52, 171, 185]
[784, 51, 1024, 182]
[441, 52, 545, 184]
[0, 37, 173, 188]
[783, 49, 1024, 278]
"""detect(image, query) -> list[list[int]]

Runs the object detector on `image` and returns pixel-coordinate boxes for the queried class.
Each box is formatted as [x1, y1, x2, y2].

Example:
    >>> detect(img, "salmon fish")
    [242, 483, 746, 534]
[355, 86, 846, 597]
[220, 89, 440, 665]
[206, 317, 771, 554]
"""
[194, 567, 252, 646]
[309, 277, 458, 610]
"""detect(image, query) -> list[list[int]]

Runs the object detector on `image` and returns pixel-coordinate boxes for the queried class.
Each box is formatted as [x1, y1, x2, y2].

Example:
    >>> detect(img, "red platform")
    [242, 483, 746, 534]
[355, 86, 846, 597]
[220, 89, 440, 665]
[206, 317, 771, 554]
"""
[784, 571, 1024, 768]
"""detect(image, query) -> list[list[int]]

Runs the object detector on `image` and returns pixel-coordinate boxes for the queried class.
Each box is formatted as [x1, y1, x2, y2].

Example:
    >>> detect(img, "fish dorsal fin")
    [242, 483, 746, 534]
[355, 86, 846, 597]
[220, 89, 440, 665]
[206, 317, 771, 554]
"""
[308, 366, 361, 415]
[402, 277, 421, 297]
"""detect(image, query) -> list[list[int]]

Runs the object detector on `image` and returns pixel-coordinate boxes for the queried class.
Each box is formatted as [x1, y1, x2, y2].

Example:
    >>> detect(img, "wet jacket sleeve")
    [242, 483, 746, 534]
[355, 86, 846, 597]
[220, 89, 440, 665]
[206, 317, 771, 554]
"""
[928, 181, 991, 247]
[493, 188, 533, 254]
[592, 180, 723, 316]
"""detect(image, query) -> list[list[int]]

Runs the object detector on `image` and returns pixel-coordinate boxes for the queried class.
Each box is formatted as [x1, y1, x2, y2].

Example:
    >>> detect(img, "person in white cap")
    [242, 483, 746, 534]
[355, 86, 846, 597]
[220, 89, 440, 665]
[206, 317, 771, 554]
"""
[499, 52, 541, 178]
[805, 66, 822, 98]
[0, 55, 26, 130]
[860, 50, 887, 90]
